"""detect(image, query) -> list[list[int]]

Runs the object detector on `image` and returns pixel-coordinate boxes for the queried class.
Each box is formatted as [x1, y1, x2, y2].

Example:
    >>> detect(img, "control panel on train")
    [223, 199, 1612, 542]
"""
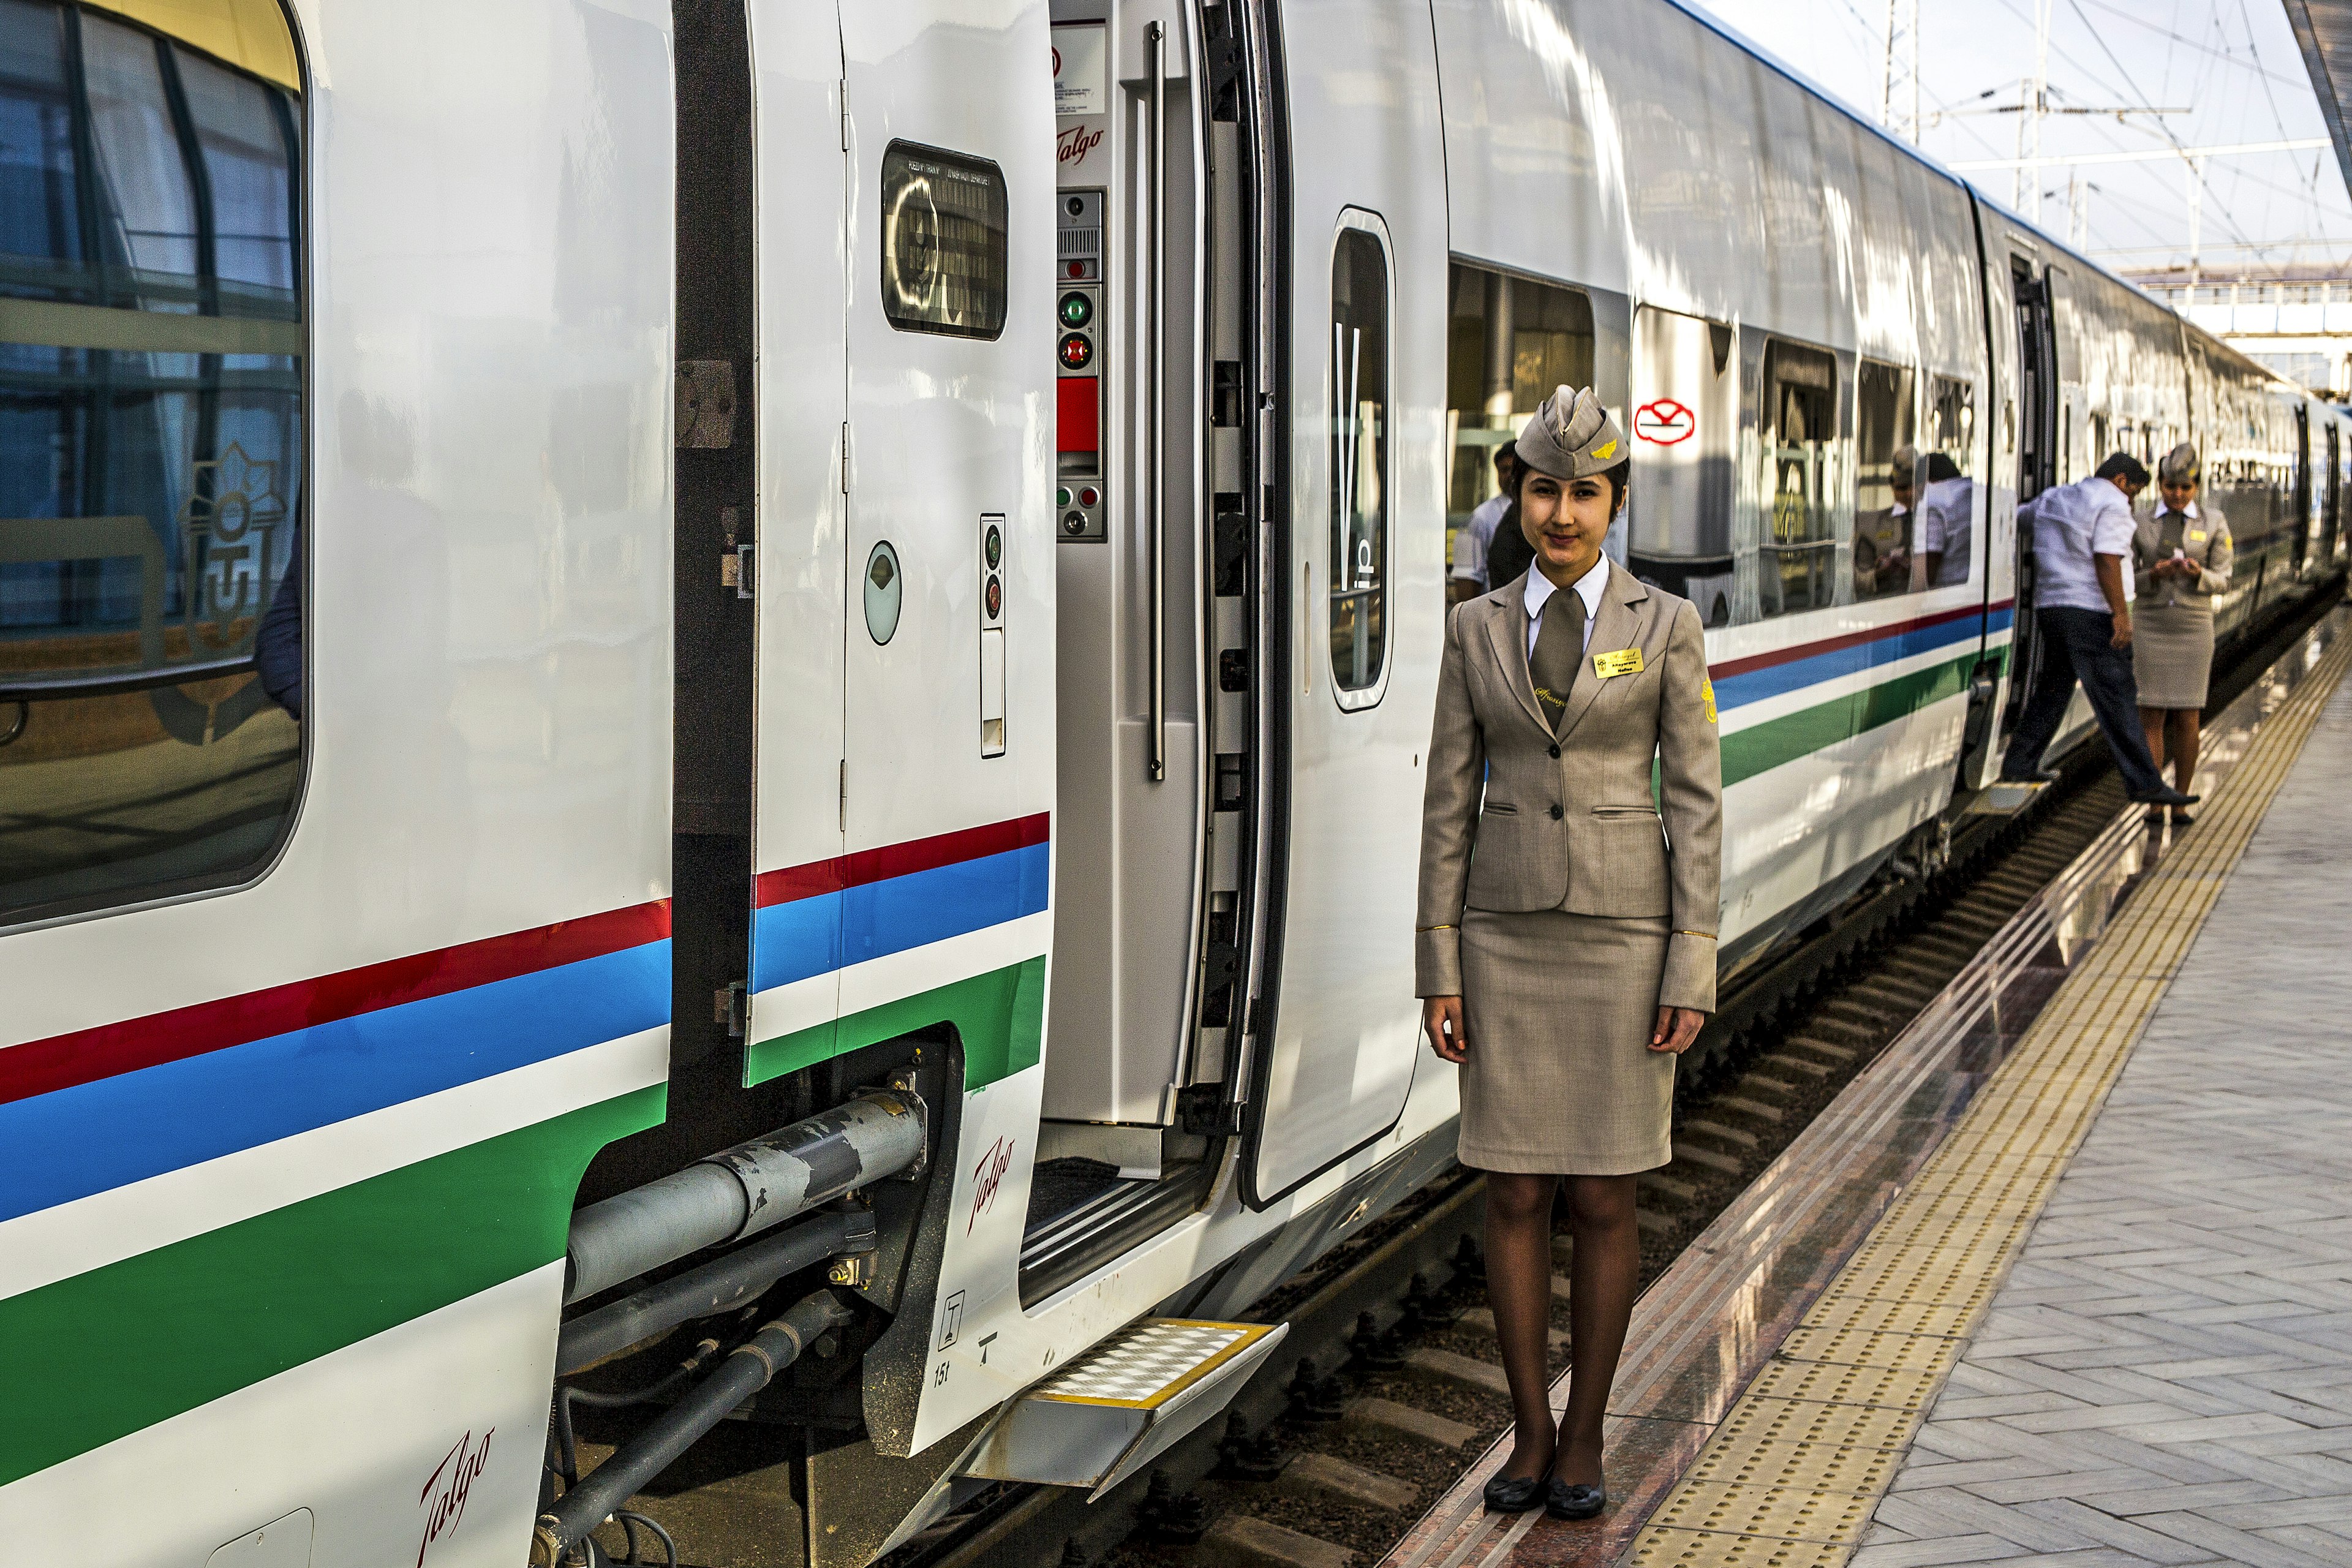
[1057, 188, 1105, 542]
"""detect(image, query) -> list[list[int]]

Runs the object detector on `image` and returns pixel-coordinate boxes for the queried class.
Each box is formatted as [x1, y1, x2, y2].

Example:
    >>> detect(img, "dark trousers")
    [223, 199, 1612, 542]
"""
[2001, 606, 2168, 797]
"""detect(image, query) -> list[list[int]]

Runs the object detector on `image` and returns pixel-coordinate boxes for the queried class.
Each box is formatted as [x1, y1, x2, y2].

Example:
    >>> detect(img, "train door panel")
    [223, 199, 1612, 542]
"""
[1963, 238, 2019, 793]
[745, 0, 846, 1071]
[1042, 0, 1212, 1135]
[1248, 0, 1448, 1204]
[1993, 252, 2056, 766]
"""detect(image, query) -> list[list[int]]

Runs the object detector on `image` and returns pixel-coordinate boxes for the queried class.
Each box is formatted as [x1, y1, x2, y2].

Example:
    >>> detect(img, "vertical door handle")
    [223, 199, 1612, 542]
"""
[1146, 20, 1167, 784]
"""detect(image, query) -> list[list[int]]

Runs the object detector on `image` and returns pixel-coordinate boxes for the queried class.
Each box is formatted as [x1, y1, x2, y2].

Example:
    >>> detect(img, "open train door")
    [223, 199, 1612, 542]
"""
[1243, 0, 1449, 1205]
[1958, 208, 2024, 793]
[1986, 243, 2059, 778]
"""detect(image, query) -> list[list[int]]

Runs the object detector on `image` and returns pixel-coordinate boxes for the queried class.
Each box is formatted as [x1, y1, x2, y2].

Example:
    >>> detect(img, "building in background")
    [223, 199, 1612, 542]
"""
[2127, 262, 2352, 399]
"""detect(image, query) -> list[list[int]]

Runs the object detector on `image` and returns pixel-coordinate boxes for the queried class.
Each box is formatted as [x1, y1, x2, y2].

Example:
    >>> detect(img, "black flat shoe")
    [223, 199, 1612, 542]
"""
[2144, 808, 2168, 827]
[1546, 1480, 1606, 1520]
[1484, 1472, 1547, 1513]
[2169, 809, 2194, 827]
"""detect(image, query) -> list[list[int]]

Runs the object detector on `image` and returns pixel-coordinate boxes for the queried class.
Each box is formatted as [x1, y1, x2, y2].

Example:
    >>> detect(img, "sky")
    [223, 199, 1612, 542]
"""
[1684, 0, 2352, 277]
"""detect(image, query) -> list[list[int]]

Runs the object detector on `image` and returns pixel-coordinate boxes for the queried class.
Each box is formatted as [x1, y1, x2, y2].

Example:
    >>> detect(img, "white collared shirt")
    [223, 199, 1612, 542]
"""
[1453, 494, 1509, 582]
[1523, 552, 1610, 657]
[2029, 475, 2138, 613]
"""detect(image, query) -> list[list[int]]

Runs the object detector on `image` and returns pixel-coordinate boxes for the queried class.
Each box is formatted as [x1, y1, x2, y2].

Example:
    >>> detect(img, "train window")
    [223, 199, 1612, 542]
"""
[878, 141, 1008, 341]
[1852, 360, 1915, 601]
[1757, 339, 1842, 618]
[1442, 263, 1593, 595]
[1329, 219, 1390, 698]
[1628, 306, 1733, 626]
[1918, 375, 1977, 589]
[0, 0, 305, 928]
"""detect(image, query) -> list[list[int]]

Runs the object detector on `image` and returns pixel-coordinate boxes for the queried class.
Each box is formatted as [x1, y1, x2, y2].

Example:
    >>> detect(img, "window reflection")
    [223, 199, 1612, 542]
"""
[0, 0, 303, 927]
[1758, 340, 1841, 617]
[1329, 224, 1389, 695]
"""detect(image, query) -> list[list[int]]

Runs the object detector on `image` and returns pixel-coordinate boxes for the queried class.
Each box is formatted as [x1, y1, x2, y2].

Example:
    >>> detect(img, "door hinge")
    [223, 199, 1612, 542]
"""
[840, 81, 850, 151]
[842, 422, 852, 493]
[715, 981, 748, 1038]
[839, 759, 847, 833]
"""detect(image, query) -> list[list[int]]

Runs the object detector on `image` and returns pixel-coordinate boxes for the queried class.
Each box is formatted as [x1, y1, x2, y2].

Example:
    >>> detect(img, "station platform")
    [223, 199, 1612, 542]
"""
[1379, 607, 2352, 1568]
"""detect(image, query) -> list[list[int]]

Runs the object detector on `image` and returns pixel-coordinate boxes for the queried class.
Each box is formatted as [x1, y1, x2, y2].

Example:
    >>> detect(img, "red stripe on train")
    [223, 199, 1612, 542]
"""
[755, 812, 1052, 908]
[0, 899, 671, 1110]
[1708, 602, 1988, 680]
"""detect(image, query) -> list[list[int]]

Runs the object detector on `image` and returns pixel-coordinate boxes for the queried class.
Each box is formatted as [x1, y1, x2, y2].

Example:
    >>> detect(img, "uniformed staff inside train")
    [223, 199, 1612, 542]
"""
[2132, 443, 2231, 827]
[1999, 453, 2199, 811]
[1415, 386, 1723, 1521]
[1452, 444, 1521, 603]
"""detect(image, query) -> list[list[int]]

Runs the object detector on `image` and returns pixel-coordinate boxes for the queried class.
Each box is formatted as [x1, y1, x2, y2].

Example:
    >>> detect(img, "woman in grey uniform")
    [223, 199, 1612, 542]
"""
[2133, 443, 2232, 826]
[1416, 387, 1724, 1519]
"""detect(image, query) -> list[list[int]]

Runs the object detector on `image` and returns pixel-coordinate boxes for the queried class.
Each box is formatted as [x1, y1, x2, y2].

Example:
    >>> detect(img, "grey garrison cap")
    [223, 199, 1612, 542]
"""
[2158, 441, 2200, 486]
[1515, 385, 1629, 481]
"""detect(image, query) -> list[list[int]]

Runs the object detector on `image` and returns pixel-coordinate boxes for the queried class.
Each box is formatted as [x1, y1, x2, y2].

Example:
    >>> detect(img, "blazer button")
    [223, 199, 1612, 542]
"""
[1548, 745, 1561, 758]
[1550, 804, 1565, 821]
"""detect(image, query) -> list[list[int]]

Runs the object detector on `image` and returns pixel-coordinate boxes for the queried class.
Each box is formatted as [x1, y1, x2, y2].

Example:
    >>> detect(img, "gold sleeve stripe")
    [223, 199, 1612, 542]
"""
[1416, 924, 1457, 933]
[1673, 930, 1716, 939]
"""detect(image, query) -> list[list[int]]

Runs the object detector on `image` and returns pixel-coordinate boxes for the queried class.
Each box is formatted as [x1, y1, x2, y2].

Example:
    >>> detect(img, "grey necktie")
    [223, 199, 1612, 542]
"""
[1529, 587, 1586, 732]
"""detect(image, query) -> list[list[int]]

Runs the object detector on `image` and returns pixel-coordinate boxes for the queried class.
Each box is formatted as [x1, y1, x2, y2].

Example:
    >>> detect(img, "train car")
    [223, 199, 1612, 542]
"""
[2, 0, 2343, 1564]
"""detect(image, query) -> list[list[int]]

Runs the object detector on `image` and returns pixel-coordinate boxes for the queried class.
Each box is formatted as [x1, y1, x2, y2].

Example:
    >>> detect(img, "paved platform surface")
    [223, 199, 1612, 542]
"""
[1855, 675, 2352, 1566]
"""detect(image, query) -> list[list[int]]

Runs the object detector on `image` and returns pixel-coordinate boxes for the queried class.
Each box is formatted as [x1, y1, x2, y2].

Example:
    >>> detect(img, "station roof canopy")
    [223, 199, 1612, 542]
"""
[2286, 1, 2352, 195]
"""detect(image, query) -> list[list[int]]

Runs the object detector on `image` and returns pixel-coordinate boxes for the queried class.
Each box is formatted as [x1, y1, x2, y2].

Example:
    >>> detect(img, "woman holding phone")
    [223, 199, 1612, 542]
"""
[2132, 443, 2232, 826]
[1415, 386, 1723, 1520]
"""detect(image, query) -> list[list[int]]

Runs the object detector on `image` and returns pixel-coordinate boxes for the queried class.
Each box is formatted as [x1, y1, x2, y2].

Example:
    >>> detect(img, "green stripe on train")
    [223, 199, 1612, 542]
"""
[0, 1084, 662, 1489]
[1722, 649, 1980, 787]
[744, 954, 1046, 1091]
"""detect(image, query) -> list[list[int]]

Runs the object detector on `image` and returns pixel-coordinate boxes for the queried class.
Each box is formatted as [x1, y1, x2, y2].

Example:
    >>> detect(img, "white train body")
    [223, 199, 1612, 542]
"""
[1, 0, 2342, 1563]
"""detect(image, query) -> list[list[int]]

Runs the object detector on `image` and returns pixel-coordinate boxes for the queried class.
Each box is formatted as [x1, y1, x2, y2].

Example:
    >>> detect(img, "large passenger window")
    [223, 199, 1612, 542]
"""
[1329, 220, 1390, 698]
[1919, 375, 1977, 588]
[0, 0, 304, 927]
[1442, 263, 1593, 592]
[1758, 340, 1842, 617]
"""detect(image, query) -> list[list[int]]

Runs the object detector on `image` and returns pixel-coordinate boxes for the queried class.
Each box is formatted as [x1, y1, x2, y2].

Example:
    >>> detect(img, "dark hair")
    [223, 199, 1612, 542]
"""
[1517, 459, 1632, 512]
[1492, 444, 1518, 472]
[1924, 452, 1962, 483]
[2094, 452, 2150, 486]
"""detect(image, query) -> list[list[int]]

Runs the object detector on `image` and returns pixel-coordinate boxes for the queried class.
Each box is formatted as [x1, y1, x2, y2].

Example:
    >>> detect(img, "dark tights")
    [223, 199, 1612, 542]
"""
[1485, 1171, 1640, 1487]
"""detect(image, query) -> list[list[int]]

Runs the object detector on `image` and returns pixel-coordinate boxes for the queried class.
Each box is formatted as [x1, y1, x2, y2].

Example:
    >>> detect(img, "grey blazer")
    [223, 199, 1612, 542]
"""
[1414, 562, 1724, 1011]
[2131, 504, 2232, 612]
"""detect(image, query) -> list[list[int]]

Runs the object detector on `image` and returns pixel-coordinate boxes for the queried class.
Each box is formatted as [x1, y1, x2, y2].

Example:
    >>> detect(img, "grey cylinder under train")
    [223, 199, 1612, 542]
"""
[562, 1087, 927, 1304]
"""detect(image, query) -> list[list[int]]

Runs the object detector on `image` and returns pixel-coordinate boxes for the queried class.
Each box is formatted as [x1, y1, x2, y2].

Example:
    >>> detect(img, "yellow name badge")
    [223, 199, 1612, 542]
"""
[2188, 530, 2207, 543]
[1702, 678, 1717, 725]
[1592, 647, 1644, 679]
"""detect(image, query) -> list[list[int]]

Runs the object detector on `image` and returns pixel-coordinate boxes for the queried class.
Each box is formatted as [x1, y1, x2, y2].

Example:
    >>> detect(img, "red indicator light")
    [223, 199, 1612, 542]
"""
[1058, 332, 1093, 371]
[1078, 486, 1099, 507]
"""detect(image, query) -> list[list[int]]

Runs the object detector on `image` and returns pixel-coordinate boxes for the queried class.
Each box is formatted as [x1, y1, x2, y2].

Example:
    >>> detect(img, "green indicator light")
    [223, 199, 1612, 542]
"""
[1057, 488, 1071, 507]
[1059, 291, 1093, 329]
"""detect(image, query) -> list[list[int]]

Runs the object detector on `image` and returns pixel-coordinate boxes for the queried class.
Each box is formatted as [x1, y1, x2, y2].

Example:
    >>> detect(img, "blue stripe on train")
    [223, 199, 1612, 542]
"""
[1715, 609, 1991, 711]
[0, 941, 671, 1223]
[750, 842, 1051, 995]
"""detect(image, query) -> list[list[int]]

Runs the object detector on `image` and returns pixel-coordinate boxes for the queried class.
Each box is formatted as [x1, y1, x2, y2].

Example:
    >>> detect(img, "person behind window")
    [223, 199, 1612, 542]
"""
[2132, 443, 2231, 828]
[1999, 453, 2196, 809]
[1484, 483, 1534, 595]
[1855, 445, 1917, 597]
[1415, 386, 1722, 1525]
[1452, 445, 1519, 604]
[255, 527, 303, 721]
[1917, 453, 1972, 588]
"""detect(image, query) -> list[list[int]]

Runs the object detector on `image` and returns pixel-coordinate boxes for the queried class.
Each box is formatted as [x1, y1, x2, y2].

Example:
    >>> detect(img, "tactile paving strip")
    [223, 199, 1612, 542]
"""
[1623, 625, 2352, 1566]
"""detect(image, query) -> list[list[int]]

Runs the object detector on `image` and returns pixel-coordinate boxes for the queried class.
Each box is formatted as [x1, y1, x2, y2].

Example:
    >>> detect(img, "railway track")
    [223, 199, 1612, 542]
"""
[846, 592, 2346, 1568]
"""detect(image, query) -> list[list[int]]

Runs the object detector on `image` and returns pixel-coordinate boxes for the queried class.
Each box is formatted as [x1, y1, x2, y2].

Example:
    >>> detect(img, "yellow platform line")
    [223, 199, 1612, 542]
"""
[1624, 625, 2352, 1568]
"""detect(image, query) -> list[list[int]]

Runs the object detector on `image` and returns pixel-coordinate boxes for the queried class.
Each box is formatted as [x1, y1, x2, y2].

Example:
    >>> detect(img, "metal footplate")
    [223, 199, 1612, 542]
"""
[1966, 778, 2049, 815]
[963, 1317, 1287, 1499]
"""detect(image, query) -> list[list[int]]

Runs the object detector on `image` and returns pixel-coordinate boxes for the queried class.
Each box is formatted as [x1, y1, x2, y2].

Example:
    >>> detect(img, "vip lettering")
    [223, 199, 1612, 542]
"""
[1057, 124, 1102, 169]
[967, 1136, 1016, 1234]
[416, 1427, 492, 1566]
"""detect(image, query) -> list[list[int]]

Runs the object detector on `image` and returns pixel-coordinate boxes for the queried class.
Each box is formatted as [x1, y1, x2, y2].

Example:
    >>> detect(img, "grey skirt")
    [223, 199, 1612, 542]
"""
[2133, 602, 2215, 710]
[1457, 907, 1674, 1175]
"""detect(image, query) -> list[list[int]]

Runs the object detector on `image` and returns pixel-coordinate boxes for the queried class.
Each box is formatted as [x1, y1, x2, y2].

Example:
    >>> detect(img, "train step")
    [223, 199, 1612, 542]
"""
[962, 1317, 1286, 1499]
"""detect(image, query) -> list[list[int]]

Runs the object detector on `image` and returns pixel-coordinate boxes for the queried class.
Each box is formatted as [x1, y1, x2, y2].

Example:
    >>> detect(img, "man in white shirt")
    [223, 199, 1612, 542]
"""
[1450, 445, 1518, 602]
[1999, 453, 2196, 807]
[1917, 455, 1972, 589]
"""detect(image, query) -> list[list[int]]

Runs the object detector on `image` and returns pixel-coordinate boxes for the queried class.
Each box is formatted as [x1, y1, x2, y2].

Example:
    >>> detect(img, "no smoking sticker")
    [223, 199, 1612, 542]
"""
[1635, 399, 1695, 445]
